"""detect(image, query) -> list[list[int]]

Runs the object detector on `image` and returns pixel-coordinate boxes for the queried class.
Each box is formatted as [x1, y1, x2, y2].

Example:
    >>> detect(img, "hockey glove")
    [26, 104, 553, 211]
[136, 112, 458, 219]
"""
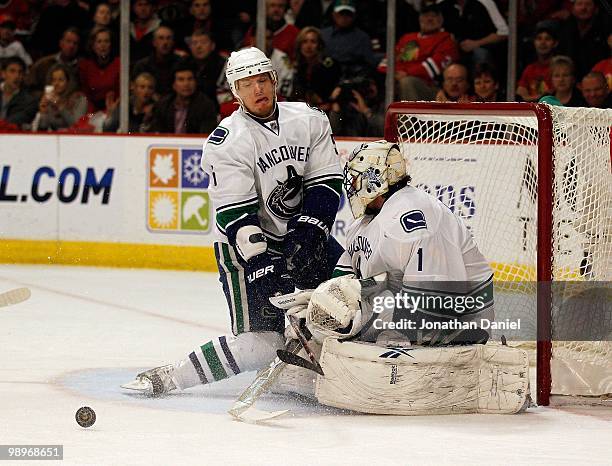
[285, 215, 330, 289]
[245, 252, 294, 324]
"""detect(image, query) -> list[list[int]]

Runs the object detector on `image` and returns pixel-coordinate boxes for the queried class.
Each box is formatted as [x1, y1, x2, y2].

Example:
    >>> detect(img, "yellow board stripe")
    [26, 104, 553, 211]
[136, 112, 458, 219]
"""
[0, 240, 583, 278]
[0, 239, 217, 271]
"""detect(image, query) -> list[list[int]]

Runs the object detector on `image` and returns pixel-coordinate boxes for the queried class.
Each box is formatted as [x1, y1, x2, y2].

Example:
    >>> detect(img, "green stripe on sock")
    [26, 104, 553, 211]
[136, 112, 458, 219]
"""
[222, 243, 245, 333]
[201, 341, 228, 381]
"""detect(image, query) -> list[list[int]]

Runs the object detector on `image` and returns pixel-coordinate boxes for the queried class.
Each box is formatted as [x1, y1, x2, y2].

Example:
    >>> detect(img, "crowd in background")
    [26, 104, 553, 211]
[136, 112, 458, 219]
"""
[0, 0, 610, 136]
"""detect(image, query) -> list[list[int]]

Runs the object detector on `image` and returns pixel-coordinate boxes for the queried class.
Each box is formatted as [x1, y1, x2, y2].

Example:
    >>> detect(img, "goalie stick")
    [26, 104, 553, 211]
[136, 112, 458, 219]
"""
[0, 287, 31, 308]
[228, 339, 302, 424]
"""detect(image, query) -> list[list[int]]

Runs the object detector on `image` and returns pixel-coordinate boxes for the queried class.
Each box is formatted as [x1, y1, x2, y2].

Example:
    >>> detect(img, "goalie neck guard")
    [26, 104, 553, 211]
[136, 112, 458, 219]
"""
[225, 47, 278, 117]
[343, 140, 407, 219]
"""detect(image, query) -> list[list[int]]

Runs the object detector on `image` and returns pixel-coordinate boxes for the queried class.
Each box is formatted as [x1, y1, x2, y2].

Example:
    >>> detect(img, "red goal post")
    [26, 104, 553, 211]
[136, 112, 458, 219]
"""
[384, 102, 612, 406]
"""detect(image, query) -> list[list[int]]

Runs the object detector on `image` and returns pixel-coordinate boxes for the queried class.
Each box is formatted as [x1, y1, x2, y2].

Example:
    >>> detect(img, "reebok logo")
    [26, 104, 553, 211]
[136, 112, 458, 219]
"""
[379, 347, 415, 359]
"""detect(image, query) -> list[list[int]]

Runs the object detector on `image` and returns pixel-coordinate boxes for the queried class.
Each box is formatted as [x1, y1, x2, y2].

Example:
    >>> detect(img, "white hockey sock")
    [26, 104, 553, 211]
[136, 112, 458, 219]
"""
[172, 331, 285, 390]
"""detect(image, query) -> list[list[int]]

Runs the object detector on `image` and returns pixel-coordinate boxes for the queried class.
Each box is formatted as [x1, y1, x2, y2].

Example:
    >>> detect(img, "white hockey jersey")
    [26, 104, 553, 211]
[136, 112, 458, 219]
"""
[201, 102, 342, 246]
[335, 185, 493, 314]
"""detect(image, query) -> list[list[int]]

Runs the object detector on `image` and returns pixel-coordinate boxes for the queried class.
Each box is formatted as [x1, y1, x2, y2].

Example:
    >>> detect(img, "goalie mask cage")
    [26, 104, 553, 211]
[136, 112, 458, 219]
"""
[384, 102, 611, 406]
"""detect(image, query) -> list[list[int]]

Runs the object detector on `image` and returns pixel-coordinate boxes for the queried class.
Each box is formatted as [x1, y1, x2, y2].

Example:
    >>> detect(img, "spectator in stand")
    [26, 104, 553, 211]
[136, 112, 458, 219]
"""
[592, 32, 612, 90]
[242, 0, 300, 60]
[321, 0, 380, 79]
[580, 71, 611, 108]
[0, 14, 32, 66]
[328, 73, 384, 136]
[132, 25, 182, 97]
[436, 0, 508, 70]
[30, 0, 90, 57]
[92, 3, 114, 31]
[391, 4, 459, 101]
[131, 0, 161, 62]
[559, 0, 609, 80]
[174, 0, 230, 53]
[472, 62, 500, 101]
[33, 63, 88, 131]
[0, 0, 37, 42]
[516, 20, 559, 102]
[543, 55, 586, 106]
[89, 2, 120, 57]
[79, 27, 120, 111]
[0, 56, 37, 128]
[102, 72, 157, 132]
[187, 29, 225, 109]
[26, 27, 81, 95]
[285, 0, 323, 29]
[291, 26, 340, 110]
[435, 63, 472, 102]
[148, 60, 217, 134]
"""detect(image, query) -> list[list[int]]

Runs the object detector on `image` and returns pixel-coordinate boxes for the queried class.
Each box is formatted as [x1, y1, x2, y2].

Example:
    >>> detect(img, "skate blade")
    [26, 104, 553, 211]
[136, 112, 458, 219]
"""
[228, 406, 289, 424]
[121, 379, 152, 393]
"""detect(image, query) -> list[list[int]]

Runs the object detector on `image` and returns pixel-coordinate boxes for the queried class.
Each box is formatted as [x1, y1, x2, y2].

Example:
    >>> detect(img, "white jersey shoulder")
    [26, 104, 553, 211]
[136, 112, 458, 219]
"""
[344, 186, 491, 283]
[203, 110, 253, 164]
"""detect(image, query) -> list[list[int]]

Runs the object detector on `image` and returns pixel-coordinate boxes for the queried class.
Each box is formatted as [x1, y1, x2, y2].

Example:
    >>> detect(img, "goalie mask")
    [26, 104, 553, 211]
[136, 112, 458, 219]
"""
[225, 47, 278, 115]
[343, 140, 407, 219]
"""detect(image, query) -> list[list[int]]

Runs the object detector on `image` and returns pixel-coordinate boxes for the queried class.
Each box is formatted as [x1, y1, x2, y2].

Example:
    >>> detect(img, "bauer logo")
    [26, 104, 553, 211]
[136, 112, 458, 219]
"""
[147, 146, 211, 233]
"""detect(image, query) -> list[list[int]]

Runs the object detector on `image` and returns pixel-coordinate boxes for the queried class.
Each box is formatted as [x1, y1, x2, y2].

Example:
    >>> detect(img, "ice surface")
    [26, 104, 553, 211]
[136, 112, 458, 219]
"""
[0, 264, 610, 465]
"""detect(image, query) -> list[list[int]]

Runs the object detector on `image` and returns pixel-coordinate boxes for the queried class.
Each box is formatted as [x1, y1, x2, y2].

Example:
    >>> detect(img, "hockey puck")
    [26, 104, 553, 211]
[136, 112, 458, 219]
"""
[75, 406, 96, 428]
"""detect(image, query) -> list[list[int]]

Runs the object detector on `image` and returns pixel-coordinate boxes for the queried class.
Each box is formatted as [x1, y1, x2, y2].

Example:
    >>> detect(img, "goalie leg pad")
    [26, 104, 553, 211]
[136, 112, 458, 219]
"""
[315, 339, 529, 415]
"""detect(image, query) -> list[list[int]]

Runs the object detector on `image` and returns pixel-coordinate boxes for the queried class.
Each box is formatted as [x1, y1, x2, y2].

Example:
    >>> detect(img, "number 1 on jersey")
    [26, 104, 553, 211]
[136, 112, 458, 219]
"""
[417, 247, 423, 272]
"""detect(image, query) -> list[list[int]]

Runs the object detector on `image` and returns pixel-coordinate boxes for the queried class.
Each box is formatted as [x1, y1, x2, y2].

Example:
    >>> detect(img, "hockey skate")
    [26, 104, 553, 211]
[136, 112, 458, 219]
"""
[121, 365, 178, 397]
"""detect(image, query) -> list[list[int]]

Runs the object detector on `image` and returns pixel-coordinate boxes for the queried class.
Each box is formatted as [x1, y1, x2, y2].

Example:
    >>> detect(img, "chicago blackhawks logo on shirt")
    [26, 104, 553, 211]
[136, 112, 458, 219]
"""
[266, 165, 303, 219]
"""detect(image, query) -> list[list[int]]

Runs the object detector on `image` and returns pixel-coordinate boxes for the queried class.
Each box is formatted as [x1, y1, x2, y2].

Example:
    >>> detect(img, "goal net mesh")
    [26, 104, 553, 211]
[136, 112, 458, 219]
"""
[391, 104, 611, 400]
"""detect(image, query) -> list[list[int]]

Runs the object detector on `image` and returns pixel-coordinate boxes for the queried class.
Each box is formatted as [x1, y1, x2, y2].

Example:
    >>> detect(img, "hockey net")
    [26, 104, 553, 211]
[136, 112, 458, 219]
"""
[384, 102, 611, 406]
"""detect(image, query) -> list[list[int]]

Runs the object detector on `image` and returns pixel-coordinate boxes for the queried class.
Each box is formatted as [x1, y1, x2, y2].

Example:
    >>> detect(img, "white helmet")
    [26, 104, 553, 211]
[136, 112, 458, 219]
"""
[225, 47, 278, 102]
[343, 140, 407, 219]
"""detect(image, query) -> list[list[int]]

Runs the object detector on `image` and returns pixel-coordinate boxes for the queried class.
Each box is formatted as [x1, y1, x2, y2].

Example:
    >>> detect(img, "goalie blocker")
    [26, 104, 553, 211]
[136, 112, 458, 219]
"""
[314, 338, 530, 415]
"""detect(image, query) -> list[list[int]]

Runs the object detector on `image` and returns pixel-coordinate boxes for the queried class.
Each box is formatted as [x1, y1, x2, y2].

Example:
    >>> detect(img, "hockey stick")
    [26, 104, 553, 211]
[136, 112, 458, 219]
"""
[0, 287, 31, 308]
[286, 314, 324, 375]
[228, 339, 302, 423]
[276, 349, 322, 374]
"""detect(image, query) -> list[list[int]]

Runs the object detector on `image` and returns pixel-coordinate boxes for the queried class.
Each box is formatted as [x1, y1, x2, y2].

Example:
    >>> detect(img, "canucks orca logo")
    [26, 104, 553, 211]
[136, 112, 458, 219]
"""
[267, 165, 303, 219]
[400, 210, 427, 233]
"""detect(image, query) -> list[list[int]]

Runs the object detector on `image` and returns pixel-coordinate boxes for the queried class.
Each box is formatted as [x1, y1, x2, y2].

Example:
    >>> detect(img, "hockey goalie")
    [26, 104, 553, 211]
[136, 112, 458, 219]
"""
[275, 140, 531, 415]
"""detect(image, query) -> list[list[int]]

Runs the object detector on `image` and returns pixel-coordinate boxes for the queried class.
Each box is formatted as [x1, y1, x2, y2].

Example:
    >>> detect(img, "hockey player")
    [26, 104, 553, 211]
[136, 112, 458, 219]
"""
[286, 140, 495, 346]
[122, 47, 344, 396]
[277, 141, 530, 415]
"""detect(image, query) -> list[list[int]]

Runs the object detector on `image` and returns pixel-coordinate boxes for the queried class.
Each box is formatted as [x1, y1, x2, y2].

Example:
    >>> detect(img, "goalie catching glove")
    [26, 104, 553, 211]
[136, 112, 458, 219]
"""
[272, 274, 387, 342]
[306, 275, 366, 339]
[274, 276, 365, 341]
